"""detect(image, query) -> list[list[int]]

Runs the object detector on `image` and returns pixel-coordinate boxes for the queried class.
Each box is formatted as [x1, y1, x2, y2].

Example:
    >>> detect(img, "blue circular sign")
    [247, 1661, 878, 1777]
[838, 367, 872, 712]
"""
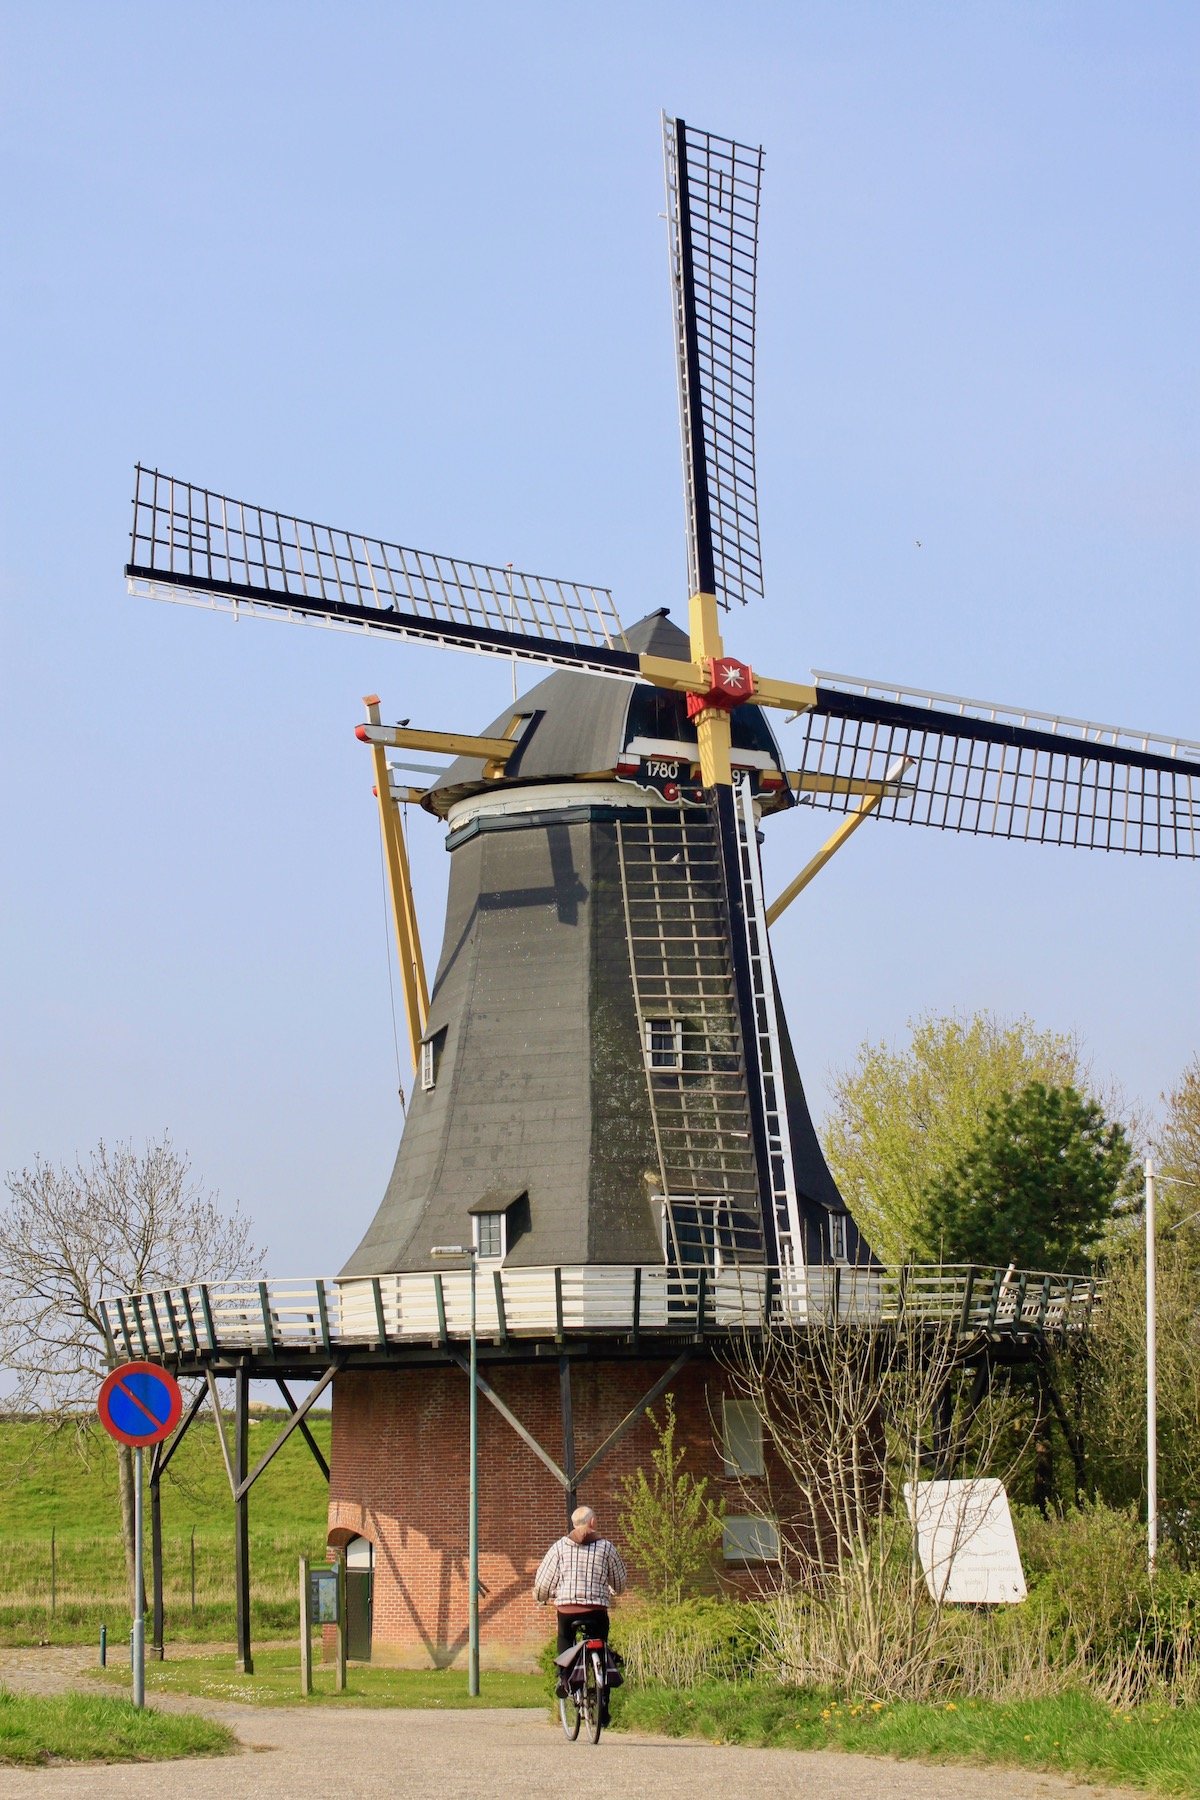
[97, 1361, 183, 1446]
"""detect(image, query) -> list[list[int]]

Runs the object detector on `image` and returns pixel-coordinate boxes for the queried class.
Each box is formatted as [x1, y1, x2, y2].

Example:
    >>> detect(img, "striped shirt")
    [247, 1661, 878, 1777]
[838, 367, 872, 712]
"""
[534, 1534, 628, 1608]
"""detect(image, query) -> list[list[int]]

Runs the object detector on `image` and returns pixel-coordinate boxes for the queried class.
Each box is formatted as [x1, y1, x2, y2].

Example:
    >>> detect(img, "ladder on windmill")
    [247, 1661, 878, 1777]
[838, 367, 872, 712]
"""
[617, 805, 777, 1283]
[732, 770, 806, 1296]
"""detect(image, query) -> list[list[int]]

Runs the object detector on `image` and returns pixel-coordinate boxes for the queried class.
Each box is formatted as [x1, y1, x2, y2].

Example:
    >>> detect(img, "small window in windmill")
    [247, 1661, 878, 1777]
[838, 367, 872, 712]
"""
[645, 1018, 682, 1070]
[722, 1516, 780, 1564]
[420, 1040, 436, 1091]
[722, 1397, 765, 1478]
[828, 1213, 849, 1263]
[475, 1212, 504, 1261]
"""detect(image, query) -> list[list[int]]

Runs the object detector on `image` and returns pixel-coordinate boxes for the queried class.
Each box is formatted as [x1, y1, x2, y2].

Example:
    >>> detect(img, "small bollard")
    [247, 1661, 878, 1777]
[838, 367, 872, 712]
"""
[99, 1624, 107, 1668]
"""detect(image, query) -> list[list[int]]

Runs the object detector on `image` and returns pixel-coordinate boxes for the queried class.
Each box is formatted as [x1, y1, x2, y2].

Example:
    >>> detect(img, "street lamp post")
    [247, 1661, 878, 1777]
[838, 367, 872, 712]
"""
[432, 1244, 479, 1695]
[1145, 1156, 1158, 1574]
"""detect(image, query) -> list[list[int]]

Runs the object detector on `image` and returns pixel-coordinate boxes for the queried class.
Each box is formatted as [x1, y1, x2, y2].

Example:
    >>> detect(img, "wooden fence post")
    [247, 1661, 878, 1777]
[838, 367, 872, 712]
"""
[299, 1556, 312, 1696]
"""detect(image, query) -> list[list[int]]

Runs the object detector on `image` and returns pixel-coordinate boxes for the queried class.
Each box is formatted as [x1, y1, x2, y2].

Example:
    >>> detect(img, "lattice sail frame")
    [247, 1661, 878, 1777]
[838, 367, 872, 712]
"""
[664, 115, 765, 610]
[126, 466, 634, 676]
[796, 674, 1200, 857]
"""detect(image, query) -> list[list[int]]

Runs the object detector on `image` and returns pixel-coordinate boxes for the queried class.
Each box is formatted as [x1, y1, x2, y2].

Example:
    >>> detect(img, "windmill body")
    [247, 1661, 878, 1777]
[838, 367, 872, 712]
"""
[113, 114, 1196, 1672]
[343, 608, 867, 1288]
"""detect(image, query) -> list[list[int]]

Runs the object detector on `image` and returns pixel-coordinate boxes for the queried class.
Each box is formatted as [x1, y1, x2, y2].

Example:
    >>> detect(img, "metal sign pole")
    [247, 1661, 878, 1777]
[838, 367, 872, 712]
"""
[133, 1445, 145, 1708]
[1146, 1155, 1158, 1575]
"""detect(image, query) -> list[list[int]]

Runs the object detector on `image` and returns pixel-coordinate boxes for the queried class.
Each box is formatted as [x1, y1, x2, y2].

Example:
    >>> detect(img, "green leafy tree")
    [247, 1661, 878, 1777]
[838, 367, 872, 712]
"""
[925, 1081, 1132, 1271]
[616, 1395, 724, 1604]
[1072, 1057, 1200, 1558]
[822, 1010, 1085, 1262]
[1154, 1057, 1200, 1257]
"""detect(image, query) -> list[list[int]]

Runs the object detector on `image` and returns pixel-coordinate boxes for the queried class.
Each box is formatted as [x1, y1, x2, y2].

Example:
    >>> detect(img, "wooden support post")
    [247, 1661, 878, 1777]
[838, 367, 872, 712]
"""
[957, 1266, 978, 1337]
[335, 1551, 347, 1693]
[363, 696, 427, 1068]
[233, 1362, 253, 1674]
[765, 755, 914, 924]
[559, 1356, 577, 1526]
[299, 1556, 312, 1697]
[447, 1353, 570, 1489]
[235, 1363, 342, 1500]
[274, 1378, 332, 1483]
[205, 1369, 237, 1497]
[149, 1454, 164, 1661]
[573, 1351, 694, 1488]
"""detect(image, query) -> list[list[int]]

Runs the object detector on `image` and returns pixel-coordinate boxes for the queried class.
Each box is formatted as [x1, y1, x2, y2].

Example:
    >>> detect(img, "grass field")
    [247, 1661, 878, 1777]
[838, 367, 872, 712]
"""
[0, 1414, 330, 1644]
[0, 1689, 236, 1765]
[612, 1682, 1200, 1797]
[91, 1645, 547, 1709]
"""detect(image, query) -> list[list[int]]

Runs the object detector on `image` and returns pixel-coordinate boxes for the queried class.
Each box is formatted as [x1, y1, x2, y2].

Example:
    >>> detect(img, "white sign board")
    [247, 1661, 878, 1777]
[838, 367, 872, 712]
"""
[904, 1478, 1027, 1605]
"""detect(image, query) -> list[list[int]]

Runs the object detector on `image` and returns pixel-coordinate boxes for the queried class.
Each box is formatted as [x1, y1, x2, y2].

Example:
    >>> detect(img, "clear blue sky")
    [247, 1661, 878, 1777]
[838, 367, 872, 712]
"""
[2, 1, 1196, 1274]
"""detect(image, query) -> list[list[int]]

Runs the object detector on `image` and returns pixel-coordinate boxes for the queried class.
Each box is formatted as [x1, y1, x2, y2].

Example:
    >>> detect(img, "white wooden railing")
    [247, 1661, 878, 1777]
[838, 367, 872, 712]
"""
[100, 1263, 1096, 1362]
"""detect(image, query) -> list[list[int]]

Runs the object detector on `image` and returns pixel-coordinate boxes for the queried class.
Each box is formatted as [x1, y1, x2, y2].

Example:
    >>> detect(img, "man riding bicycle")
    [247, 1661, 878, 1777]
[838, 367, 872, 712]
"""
[533, 1504, 627, 1698]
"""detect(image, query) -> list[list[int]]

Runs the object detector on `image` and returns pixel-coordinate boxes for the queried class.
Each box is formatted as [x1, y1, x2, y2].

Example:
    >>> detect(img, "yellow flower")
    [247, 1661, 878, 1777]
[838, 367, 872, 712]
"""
[1024, 1734, 1032, 1742]
[945, 1703, 957, 1711]
[870, 1702, 884, 1711]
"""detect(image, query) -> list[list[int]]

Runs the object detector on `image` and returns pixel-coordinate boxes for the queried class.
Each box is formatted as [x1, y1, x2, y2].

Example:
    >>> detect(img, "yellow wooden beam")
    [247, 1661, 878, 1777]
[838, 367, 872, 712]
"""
[390, 794, 429, 1027]
[686, 592, 730, 788]
[357, 722, 517, 762]
[637, 652, 816, 716]
[688, 591, 724, 664]
[363, 697, 428, 1068]
[766, 756, 913, 925]
[636, 652, 707, 693]
[751, 674, 818, 713]
[789, 771, 906, 798]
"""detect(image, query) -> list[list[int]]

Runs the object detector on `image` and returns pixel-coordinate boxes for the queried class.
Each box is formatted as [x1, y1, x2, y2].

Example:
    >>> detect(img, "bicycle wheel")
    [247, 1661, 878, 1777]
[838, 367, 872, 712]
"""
[560, 1691, 581, 1741]
[585, 1650, 604, 1744]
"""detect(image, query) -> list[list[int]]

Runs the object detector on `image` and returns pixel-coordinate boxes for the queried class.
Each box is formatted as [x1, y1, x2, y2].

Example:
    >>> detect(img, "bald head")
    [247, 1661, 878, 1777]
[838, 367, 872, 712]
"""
[571, 1505, 595, 1530]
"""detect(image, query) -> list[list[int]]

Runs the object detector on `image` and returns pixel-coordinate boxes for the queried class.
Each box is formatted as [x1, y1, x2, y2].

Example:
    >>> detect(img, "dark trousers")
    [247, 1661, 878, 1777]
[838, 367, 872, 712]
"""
[556, 1607, 609, 1656]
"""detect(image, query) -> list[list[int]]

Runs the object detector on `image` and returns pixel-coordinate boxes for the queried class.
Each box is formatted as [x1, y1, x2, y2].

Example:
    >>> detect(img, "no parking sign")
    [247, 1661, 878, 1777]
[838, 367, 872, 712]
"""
[97, 1360, 182, 1708]
[97, 1360, 182, 1446]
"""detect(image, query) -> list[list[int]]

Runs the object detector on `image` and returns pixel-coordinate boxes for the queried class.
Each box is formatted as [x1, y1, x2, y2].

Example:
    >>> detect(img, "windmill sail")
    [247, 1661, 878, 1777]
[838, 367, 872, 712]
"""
[125, 466, 636, 678]
[797, 673, 1200, 857]
[664, 116, 765, 610]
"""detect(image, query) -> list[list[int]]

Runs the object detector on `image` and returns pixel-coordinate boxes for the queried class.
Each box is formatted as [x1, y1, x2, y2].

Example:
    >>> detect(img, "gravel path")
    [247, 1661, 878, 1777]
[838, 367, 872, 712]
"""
[0, 1648, 1144, 1800]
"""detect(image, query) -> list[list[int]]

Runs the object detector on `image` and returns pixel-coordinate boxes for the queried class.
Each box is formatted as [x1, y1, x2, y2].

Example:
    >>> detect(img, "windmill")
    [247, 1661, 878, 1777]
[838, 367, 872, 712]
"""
[121, 115, 1197, 1671]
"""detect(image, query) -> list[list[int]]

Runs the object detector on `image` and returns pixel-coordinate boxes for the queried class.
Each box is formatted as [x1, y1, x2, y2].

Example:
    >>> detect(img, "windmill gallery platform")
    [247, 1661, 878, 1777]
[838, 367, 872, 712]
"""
[111, 113, 1193, 1675]
[103, 1261, 1093, 1668]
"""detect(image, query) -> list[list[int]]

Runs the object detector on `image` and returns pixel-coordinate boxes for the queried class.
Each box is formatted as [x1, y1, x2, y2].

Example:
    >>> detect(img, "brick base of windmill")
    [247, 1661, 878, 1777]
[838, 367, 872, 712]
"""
[323, 1358, 801, 1669]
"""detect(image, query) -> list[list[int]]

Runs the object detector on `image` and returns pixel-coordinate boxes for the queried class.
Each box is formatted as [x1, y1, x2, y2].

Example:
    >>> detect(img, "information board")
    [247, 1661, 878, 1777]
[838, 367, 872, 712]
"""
[904, 1478, 1027, 1605]
[310, 1566, 340, 1624]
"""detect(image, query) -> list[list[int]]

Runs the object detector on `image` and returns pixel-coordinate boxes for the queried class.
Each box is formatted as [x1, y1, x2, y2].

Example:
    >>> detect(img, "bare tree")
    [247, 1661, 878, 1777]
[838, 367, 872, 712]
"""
[723, 1305, 1027, 1698]
[0, 1135, 263, 1608]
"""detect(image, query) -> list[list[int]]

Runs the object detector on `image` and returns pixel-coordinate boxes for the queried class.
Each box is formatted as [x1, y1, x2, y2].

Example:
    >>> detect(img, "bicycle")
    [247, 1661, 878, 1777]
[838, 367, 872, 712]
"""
[556, 1635, 611, 1744]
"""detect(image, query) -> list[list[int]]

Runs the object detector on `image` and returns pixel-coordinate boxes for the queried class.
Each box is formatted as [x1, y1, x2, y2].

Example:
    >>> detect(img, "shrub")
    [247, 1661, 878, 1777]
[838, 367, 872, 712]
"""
[616, 1396, 724, 1605]
[610, 1598, 761, 1688]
